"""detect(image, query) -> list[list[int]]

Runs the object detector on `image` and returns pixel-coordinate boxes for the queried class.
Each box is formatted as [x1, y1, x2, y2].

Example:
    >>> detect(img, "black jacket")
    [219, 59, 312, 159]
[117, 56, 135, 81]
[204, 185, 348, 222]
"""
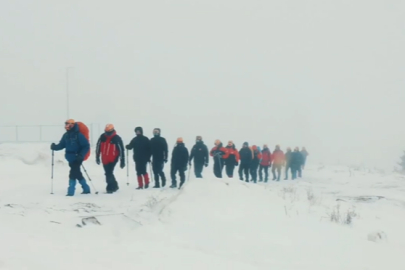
[150, 135, 168, 162]
[126, 127, 151, 162]
[189, 141, 209, 164]
[171, 143, 189, 169]
[239, 147, 253, 164]
[290, 151, 304, 169]
[285, 150, 292, 166]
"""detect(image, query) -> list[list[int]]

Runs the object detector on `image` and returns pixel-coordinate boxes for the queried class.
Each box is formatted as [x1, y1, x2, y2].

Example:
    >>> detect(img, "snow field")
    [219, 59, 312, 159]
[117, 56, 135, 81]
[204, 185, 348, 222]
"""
[0, 143, 404, 270]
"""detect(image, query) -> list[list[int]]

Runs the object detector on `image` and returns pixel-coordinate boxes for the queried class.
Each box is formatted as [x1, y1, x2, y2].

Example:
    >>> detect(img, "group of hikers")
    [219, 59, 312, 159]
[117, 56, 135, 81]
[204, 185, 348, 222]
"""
[50, 120, 309, 196]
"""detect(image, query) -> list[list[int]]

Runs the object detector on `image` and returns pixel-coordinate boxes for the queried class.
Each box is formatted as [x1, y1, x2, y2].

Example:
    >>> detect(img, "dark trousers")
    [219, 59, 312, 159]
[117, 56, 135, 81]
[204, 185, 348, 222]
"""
[194, 161, 204, 178]
[291, 166, 302, 179]
[285, 165, 291, 179]
[238, 163, 250, 181]
[250, 163, 259, 183]
[152, 160, 166, 186]
[225, 164, 235, 178]
[259, 165, 269, 181]
[213, 161, 224, 178]
[69, 160, 84, 180]
[272, 164, 282, 181]
[135, 160, 148, 176]
[103, 161, 119, 192]
[171, 166, 185, 187]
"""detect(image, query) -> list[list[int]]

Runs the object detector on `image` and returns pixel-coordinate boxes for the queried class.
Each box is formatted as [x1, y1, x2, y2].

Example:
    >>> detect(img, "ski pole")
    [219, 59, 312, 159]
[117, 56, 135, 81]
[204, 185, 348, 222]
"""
[51, 150, 54, 194]
[126, 149, 129, 186]
[149, 162, 154, 184]
[187, 164, 192, 181]
[81, 164, 99, 194]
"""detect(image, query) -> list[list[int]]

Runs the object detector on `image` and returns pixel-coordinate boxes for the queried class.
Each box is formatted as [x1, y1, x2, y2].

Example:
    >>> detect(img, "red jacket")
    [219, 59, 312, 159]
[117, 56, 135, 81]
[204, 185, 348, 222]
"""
[271, 149, 285, 165]
[96, 131, 125, 165]
[210, 145, 230, 160]
[260, 149, 272, 166]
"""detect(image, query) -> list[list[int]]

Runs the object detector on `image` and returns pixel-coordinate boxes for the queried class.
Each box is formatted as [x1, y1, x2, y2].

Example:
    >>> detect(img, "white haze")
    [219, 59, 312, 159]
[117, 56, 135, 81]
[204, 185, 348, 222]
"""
[0, 0, 404, 171]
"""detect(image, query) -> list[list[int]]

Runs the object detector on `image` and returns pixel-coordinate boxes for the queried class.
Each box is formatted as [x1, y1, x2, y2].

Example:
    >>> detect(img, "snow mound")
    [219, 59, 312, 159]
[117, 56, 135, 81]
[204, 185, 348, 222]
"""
[0, 144, 404, 269]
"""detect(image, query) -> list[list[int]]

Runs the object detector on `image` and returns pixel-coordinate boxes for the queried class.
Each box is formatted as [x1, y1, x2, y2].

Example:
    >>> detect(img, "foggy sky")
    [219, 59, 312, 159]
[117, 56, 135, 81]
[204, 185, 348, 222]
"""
[0, 0, 404, 170]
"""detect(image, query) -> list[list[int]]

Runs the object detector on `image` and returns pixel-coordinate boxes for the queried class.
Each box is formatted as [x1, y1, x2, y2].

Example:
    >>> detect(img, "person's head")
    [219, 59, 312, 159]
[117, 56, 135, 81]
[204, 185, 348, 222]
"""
[263, 144, 268, 149]
[287, 147, 291, 152]
[275, 144, 280, 151]
[227, 140, 234, 147]
[302, 147, 306, 151]
[243, 142, 249, 148]
[176, 137, 184, 145]
[214, 139, 221, 146]
[252, 145, 257, 151]
[135, 127, 143, 135]
[65, 119, 75, 131]
[153, 128, 161, 137]
[104, 124, 115, 136]
[294, 147, 299, 152]
[196, 135, 202, 143]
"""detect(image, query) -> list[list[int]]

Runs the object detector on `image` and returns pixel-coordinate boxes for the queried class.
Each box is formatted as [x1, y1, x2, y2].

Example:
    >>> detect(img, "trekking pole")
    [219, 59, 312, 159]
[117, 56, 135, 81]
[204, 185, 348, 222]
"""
[126, 149, 129, 186]
[187, 164, 192, 181]
[149, 162, 154, 184]
[81, 164, 99, 194]
[51, 150, 54, 194]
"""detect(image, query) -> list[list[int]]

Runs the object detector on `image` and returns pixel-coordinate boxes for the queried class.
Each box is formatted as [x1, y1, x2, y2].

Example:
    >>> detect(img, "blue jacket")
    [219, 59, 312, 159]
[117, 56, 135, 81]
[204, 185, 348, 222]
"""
[53, 123, 90, 163]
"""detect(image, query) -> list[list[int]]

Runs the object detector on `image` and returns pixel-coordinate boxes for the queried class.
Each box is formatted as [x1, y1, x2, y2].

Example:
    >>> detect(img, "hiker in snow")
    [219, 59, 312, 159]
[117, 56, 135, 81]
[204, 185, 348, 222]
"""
[284, 147, 292, 180]
[271, 145, 285, 181]
[224, 141, 240, 178]
[238, 142, 253, 182]
[250, 145, 262, 183]
[301, 147, 309, 169]
[290, 147, 304, 179]
[95, 124, 125, 194]
[189, 136, 209, 178]
[259, 144, 272, 182]
[150, 128, 168, 188]
[170, 137, 189, 188]
[126, 127, 151, 189]
[50, 119, 91, 196]
[210, 140, 229, 178]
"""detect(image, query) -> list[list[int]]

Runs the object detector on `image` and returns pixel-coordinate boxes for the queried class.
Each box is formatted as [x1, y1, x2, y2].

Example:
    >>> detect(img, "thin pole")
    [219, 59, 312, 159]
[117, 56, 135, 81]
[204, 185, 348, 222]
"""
[66, 67, 69, 119]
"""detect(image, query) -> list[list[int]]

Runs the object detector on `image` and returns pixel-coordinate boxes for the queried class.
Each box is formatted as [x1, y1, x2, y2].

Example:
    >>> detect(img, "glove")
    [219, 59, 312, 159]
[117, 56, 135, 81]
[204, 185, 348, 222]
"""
[235, 161, 239, 166]
[76, 155, 83, 163]
[204, 162, 208, 167]
[50, 143, 56, 150]
[184, 166, 187, 171]
[96, 157, 101, 165]
[120, 160, 125, 169]
[188, 162, 191, 166]
[125, 145, 131, 150]
[164, 159, 168, 163]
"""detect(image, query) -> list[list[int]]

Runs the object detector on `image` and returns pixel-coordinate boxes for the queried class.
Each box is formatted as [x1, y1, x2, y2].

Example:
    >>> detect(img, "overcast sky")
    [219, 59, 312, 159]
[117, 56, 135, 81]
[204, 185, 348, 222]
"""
[0, 0, 404, 170]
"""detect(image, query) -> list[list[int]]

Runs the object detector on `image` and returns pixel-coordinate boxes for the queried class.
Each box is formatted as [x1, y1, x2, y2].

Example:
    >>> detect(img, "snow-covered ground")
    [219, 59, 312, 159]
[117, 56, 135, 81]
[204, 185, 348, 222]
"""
[0, 143, 404, 270]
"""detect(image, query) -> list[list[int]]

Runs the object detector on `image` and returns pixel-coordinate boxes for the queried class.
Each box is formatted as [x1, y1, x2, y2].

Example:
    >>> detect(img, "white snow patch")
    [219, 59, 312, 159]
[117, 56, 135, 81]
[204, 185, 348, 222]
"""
[0, 143, 404, 269]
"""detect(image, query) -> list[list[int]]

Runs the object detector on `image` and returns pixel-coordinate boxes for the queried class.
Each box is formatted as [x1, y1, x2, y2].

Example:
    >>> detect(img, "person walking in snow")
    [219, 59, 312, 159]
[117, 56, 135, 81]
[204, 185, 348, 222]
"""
[259, 144, 272, 182]
[284, 147, 292, 180]
[238, 142, 253, 182]
[150, 128, 168, 188]
[250, 145, 262, 183]
[224, 141, 240, 178]
[290, 147, 304, 179]
[50, 119, 91, 196]
[301, 147, 309, 169]
[189, 136, 209, 178]
[95, 124, 125, 193]
[271, 145, 285, 181]
[126, 127, 151, 189]
[210, 140, 229, 178]
[170, 137, 189, 188]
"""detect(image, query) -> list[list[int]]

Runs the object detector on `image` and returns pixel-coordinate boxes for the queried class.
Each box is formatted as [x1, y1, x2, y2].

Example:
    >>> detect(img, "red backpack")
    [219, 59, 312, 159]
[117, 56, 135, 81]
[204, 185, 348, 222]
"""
[76, 121, 90, 161]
